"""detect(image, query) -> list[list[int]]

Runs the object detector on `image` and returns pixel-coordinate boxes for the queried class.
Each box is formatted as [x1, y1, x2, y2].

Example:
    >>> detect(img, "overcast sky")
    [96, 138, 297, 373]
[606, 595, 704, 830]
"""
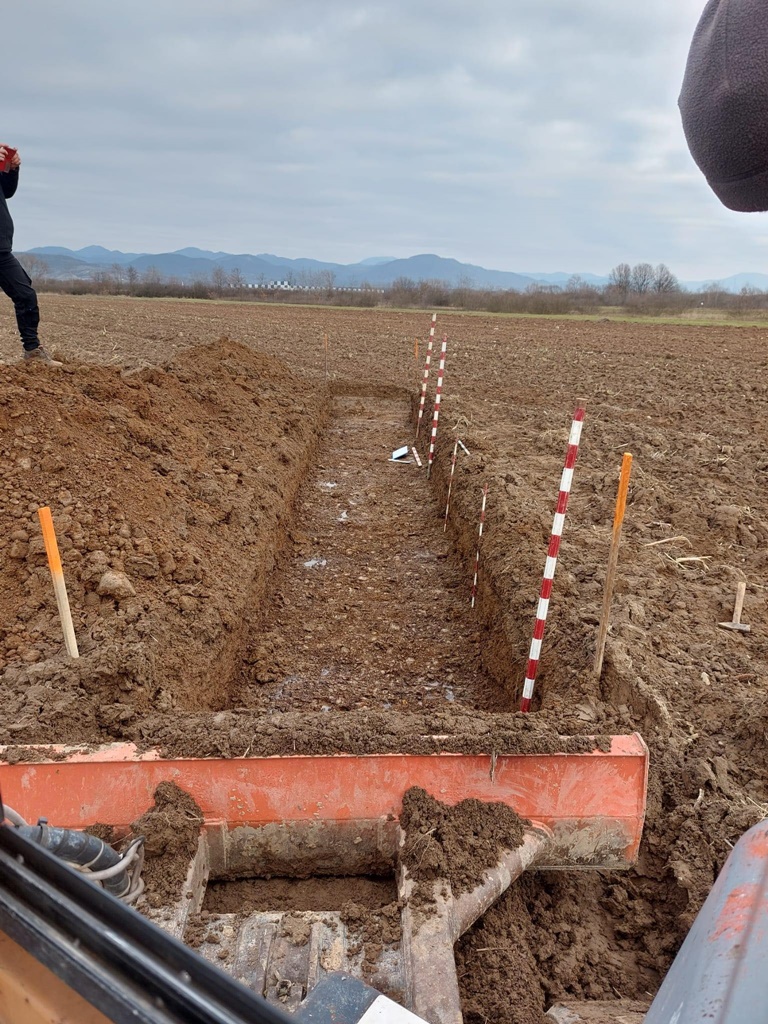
[2, 1, 763, 279]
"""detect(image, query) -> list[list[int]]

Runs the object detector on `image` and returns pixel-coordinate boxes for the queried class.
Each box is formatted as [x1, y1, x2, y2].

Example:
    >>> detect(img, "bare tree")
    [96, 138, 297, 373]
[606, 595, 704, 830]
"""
[630, 263, 655, 295]
[93, 268, 113, 292]
[126, 265, 139, 292]
[652, 264, 680, 293]
[110, 262, 126, 287]
[228, 267, 246, 290]
[212, 266, 228, 296]
[698, 282, 727, 309]
[315, 269, 335, 297]
[608, 263, 631, 302]
[138, 265, 164, 298]
[17, 253, 48, 279]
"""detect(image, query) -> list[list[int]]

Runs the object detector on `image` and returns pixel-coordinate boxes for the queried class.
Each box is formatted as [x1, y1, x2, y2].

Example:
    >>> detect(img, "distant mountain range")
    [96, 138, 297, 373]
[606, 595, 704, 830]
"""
[23, 247, 538, 289]
[20, 246, 768, 294]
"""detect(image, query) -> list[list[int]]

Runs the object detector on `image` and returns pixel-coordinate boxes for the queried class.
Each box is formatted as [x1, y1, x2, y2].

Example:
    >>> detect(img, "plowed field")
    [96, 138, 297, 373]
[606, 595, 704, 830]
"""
[2, 294, 768, 1022]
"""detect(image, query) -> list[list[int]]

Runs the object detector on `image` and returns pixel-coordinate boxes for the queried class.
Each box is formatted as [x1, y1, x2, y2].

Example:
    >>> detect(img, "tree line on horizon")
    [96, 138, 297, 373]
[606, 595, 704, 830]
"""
[16, 254, 768, 318]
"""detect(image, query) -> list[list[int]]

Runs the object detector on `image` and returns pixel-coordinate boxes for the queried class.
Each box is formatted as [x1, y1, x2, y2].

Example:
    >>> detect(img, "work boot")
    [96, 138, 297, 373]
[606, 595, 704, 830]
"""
[23, 346, 62, 367]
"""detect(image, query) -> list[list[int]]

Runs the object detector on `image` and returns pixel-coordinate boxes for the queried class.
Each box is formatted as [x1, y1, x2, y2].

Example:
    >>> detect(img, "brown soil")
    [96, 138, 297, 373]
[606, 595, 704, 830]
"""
[342, 897, 403, 987]
[203, 876, 396, 914]
[130, 781, 204, 908]
[457, 880, 548, 1024]
[0, 336, 326, 739]
[121, 710, 606, 759]
[3, 296, 768, 1021]
[233, 393, 501, 714]
[401, 787, 527, 897]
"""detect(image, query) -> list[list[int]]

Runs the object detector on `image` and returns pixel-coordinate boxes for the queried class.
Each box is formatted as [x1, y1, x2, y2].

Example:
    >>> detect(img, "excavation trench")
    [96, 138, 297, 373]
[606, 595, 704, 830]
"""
[231, 392, 507, 714]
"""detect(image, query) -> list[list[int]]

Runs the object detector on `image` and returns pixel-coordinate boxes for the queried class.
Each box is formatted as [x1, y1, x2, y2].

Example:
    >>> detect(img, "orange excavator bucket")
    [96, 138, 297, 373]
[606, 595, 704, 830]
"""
[0, 735, 648, 1023]
[0, 734, 647, 869]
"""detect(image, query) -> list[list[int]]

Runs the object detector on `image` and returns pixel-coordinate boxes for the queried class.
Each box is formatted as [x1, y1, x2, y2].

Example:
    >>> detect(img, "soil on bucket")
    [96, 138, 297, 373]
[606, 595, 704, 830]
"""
[130, 781, 204, 908]
[203, 876, 397, 914]
[342, 898, 403, 986]
[123, 708, 608, 759]
[400, 786, 528, 897]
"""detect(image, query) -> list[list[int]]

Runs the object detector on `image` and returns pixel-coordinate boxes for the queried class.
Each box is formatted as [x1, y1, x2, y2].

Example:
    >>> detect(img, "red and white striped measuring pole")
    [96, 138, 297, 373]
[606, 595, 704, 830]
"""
[520, 401, 586, 713]
[415, 313, 437, 439]
[443, 438, 460, 532]
[426, 333, 448, 479]
[470, 483, 489, 608]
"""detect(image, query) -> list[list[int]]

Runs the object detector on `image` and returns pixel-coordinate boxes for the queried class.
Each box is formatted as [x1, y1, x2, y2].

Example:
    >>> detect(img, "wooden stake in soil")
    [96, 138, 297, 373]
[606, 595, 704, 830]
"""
[38, 506, 79, 659]
[414, 338, 419, 365]
[415, 313, 437, 439]
[470, 483, 489, 608]
[426, 333, 448, 480]
[520, 400, 586, 712]
[323, 332, 329, 379]
[444, 438, 460, 532]
[593, 452, 633, 677]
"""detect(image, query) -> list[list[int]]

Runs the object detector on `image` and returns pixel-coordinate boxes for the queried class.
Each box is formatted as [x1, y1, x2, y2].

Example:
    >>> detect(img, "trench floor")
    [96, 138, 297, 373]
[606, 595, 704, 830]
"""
[235, 396, 499, 712]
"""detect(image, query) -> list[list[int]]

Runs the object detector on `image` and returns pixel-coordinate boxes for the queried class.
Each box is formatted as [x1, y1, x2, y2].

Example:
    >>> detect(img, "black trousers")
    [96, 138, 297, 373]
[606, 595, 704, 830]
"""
[0, 250, 40, 349]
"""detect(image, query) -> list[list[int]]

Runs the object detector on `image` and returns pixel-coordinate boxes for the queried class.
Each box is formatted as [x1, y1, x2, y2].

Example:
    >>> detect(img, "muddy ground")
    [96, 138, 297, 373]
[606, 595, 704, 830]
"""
[2, 295, 768, 1022]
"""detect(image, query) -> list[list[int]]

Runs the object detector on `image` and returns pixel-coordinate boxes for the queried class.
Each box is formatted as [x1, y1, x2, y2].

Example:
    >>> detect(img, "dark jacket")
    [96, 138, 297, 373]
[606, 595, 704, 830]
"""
[679, 0, 768, 212]
[0, 169, 17, 251]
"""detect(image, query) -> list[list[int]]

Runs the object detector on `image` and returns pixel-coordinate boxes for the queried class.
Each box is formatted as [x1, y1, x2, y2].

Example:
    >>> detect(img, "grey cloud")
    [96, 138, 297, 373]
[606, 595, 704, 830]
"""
[2, 1, 759, 278]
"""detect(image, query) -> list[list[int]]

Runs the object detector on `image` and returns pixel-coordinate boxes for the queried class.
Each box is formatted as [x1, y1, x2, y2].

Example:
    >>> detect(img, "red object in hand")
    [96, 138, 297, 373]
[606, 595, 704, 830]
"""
[0, 148, 17, 172]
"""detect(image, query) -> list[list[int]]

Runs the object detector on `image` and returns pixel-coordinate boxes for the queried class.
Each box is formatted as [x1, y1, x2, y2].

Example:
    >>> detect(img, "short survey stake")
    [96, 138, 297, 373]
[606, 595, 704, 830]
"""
[470, 483, 489, 608]
[444, 439, 460, 532]
[38, 506, 80, 659]
[520, 401, 586, 713]
[594, 453, 633, 677]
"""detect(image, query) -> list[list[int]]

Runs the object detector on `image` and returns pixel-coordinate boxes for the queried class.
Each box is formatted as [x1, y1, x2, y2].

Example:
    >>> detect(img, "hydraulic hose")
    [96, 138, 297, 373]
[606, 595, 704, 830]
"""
[15, 824, 131, 898]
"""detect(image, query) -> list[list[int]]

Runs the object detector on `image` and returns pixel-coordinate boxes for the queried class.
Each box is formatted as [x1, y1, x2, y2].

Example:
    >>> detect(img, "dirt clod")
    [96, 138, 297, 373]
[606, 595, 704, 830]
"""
[131, 781, 203, 907]
[400, 787, 528, 897]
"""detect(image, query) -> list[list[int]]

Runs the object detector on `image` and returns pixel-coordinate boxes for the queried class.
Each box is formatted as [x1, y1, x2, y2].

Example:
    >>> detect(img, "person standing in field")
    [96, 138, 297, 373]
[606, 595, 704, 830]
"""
[679, 0, 768, 212]
[0, 142, 59, 364]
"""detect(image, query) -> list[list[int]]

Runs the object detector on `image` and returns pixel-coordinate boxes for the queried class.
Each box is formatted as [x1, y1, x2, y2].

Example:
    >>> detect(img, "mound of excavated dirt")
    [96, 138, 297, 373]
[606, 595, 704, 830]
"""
[0, 339, 327, 743]
[110, 709, 607, 758]
[131, 781, 204, 908]
[399, 789, 540, 1023]
[400, 786, 528, 897]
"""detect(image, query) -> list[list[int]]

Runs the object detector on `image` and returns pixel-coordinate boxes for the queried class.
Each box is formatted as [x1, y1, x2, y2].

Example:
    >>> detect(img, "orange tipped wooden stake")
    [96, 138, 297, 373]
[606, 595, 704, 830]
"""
[38, 506, 79, 659]
[594, 453, 633, 677]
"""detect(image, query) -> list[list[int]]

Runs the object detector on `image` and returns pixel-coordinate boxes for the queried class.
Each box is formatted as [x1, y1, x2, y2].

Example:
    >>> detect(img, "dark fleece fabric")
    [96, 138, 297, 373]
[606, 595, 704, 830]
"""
[679, 0, 768, 212]
[0, 168, 17, 251]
